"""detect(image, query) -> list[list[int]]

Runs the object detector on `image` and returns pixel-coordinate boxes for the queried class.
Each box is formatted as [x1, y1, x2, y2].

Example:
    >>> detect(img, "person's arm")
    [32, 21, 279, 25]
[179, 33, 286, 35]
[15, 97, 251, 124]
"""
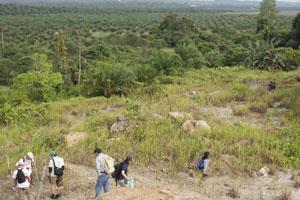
[11, 171, 17, 191]
[96, 157, 101, 175]
[121, 170, 130, 180]
[48, 160, 53, 175]
[203, 159, 209, 176]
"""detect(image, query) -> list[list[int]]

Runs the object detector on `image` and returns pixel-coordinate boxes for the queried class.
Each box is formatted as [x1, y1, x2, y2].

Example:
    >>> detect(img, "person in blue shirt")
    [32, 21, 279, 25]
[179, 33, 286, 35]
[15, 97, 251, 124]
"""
[117, 156, 133, 187]
[196, 152, 210, 177]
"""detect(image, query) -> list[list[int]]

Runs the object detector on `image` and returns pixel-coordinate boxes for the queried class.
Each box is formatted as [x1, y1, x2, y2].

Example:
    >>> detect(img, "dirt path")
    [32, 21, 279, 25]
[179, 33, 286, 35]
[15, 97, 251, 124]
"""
[1, 163, 300, 200]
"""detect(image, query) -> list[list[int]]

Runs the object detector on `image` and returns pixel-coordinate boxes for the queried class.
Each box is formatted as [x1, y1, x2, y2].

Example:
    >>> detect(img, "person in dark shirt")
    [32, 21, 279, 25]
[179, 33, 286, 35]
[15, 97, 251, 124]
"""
[268, 79, 276, 94]
[117, 156, 132, 187]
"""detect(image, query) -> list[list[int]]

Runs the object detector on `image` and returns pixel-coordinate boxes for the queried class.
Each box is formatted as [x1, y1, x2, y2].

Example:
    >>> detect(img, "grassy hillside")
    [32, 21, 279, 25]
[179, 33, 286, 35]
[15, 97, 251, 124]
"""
[1, 67, 300, 176]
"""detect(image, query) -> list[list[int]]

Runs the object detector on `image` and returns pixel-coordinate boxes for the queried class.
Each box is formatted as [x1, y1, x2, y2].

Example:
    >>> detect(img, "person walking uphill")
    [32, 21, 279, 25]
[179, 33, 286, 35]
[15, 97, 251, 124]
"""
[196, 152, 210, 177]
[12, 160, 32, 200]
[48, 151, 65, 199]
[94, 147, 115, 200]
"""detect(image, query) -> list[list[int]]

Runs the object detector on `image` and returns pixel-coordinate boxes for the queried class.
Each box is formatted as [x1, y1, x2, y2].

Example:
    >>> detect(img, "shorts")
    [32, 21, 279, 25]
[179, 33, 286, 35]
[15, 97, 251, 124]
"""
[50, 176, 63, 187]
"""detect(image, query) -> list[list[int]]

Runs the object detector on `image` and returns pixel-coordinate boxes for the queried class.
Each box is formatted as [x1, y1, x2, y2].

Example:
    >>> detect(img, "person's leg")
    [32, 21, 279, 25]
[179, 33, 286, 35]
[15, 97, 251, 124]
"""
[24, 188, 31, 200]
[103, 175, 110, 193]
[16, 188, 22, 200]
[50, 177, 58, 198]
[117, 179, 127, 187]
[95, 175, 104, 199]
[56, 176, 63, 194]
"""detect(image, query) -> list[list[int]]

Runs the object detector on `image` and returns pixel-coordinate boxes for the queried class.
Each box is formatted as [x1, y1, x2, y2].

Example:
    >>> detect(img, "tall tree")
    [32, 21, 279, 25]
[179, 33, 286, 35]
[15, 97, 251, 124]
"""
[291, 13, 300, 49]
[257, 0, 278, 43]
[0, 24, 5, 58]
[55, 30, 72, 87]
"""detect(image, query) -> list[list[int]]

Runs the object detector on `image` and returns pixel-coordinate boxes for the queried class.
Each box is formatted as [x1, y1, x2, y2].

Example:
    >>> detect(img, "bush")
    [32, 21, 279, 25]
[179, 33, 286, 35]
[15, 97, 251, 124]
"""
[12, 71, 63, 103]
[84, 61, 136, 97]
[246, 41, 286, 71]
[134, 64, 158, 84]
[175, 42, 208, 68]
[151, 51, 183, 75]
[279, 48, 300, 70]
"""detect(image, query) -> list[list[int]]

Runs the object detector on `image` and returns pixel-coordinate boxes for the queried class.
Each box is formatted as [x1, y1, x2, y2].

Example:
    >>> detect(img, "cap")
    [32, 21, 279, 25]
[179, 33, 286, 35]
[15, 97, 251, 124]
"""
[126, 156, 133, 161]
[48, 151, 57, 157]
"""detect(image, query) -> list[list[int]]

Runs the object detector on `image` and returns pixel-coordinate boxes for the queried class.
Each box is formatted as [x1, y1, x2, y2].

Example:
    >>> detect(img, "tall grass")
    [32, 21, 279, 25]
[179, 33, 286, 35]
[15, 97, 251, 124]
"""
[1, 67, 299, 176]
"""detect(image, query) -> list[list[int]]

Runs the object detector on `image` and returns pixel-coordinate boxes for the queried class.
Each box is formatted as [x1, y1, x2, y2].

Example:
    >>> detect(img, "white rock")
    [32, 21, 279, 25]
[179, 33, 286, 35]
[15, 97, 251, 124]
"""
[181, 120, 211, 133]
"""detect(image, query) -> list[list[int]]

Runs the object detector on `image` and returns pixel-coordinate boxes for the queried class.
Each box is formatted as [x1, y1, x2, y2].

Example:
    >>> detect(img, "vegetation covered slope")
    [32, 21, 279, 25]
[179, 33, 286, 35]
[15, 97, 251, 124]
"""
[1, 67, 299, 176]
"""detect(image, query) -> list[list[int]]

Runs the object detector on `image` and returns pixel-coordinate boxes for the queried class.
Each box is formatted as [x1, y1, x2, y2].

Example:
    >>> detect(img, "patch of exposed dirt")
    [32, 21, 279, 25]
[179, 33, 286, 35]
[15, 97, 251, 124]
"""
[1, 163, 300, 200]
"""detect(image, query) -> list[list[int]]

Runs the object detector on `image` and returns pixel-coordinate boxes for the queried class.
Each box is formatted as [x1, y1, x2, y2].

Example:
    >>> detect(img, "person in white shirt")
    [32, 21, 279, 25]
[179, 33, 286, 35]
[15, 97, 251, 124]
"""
[202, 152, 210, 176]
[94, 147, 110, 199]
[21, 152, 35, 183]
[48, 151, 65, 199]
[12, 160, 31, 200]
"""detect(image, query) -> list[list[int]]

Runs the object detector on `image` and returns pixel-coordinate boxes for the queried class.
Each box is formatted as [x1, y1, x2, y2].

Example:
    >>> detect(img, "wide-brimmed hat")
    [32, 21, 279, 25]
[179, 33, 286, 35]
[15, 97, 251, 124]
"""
[27, 152, 34, 160]
[16, 159, 24, 167]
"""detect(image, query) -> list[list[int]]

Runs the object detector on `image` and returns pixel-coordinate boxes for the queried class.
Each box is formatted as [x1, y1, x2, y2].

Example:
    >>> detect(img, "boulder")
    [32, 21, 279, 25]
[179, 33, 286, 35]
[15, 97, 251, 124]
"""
[65, 132, 86, 147]
[185, 90, 197, 97]
[257, 166, 270, 177]
[110, 116, 129, 135]
[168, 112, 191, 120]
[181, 120, 211, 133]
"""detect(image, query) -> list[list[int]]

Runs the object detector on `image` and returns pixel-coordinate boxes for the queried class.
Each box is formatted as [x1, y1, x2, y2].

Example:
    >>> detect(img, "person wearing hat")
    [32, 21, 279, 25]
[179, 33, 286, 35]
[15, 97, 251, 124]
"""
[22, 152, 35, 184]
[117, 156, 133, 187]
[12, 160, 32, 200]
[48, 151, 64, 199]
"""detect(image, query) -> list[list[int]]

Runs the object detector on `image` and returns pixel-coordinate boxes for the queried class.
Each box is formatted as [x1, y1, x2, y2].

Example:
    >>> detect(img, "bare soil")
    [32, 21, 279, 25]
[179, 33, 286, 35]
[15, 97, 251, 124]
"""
[1, 163, 300, 200]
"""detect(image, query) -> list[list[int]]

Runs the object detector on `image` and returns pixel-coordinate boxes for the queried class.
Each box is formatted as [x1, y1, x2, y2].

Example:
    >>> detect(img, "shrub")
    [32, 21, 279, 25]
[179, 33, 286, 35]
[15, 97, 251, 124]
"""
[12, 71, 63, 103]
[246, 41, 286, 71]
[279, 48, 300, 70]
[151, 51, 183, 75]
[134, 64, 158, 84]
[175, 42, 208, 68]
[84, 61, 136, 97]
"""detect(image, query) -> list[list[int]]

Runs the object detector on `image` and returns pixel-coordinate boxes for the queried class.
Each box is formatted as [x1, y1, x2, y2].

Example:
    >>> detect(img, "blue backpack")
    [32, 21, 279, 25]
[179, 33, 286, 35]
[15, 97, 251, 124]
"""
[196, 160, 204, 170]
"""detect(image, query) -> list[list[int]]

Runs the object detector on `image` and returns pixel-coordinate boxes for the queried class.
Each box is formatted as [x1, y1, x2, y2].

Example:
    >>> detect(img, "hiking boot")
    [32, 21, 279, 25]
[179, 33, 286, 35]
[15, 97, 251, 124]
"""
[50, 194, 56, 199]
[54, 193, 62, 199]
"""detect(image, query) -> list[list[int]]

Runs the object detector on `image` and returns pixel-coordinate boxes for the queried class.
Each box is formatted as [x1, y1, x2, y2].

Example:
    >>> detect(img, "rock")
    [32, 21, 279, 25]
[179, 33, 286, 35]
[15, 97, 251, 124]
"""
[269, 116, 283, 126]
[110, 116, 129, 135]
[273, 102, 282, 108]
[258, 166, 270, 177]
[188, 169, 195, 177]
[65, 132, 86, 147]
[185, 90, 197, 97]
[152, 113, 163, 119]
[168, 112, 191, 120]
[198, 107, 233, 121]
[181, 120, 211, 133]
[159, 189, 173, 196]
[297, 74, 300, 82]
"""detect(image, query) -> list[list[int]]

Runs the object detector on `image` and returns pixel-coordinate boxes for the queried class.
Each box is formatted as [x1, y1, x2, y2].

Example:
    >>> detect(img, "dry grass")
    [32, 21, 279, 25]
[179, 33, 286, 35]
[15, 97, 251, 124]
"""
[227, 187, 240, 199]
[277, 188, 292, 200]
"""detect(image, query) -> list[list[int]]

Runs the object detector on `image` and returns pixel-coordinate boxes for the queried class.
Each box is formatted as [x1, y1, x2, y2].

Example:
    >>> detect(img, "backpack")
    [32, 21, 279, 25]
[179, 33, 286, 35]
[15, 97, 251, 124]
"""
[111, 163, 121, 186]
[52, 158, 64, 176]
[16, 169, 26, 184]
[196, 159, 205, 170]
[103, 155, 115, 174]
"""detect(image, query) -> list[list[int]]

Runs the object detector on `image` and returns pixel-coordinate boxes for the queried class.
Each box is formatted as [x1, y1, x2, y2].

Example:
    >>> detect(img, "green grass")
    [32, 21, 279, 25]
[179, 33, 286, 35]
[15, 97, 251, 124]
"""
[1, 67, 300, 176]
